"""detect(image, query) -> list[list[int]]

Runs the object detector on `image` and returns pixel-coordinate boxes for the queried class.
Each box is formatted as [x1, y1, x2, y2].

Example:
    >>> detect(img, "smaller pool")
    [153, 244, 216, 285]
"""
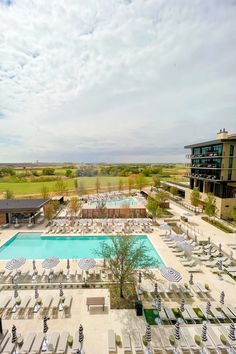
[89, 197, 137, 207]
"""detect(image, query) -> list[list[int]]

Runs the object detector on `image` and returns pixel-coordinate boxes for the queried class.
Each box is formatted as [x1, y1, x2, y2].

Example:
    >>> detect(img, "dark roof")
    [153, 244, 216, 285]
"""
[0, 199, 50, 212]
[185, 137, 236, 149]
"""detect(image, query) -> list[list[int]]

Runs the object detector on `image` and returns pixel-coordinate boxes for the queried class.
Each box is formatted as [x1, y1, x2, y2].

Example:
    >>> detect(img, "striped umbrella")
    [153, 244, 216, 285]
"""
[66, 259, 70, 270]
[156, 296, 161, 312]
[208, 237, 211, 245]
[220, 291, 225, 305]
[206, 301, 211, 316]
[79, 324, 84, 351]
[217, 260, 223, 271]
[6, 258, 26, 271]
[78, 258, 96, 271]
[201, 323, 207, 342]
[154, 283, 158, 296]
[175, 321, 180, 341]
[34, 286, 39, 299]
[43, 316, 49, 334]
[138, 272, 142, 284]
[194, 235, 198, 243]
[189, 273, 193, 285]
[13, 284, 18, 299]
[160, 267, 182, 283]
[229, 323, 236, 341]
[11, 325, 17, 343]
[219, 243, 222, 254]
[42, 257, 60, 270]
[145, 324, 151, 348]
[180, 299, 185, 312]
[59, 283, 64, 297]
[208, 245, 212, 256]
[32, 260, 36, 271]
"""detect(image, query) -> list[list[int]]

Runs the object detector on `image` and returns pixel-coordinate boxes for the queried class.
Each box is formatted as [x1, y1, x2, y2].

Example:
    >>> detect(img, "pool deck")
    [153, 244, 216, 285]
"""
[0, 213, 236, 353]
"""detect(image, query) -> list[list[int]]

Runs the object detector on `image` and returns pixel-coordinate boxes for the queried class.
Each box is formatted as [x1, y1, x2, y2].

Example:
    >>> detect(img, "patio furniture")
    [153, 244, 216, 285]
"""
[86, 297, 105, 311]
[20, 332, 36, 354]
[44, 332, 59, 354]
[41, 296, 53, 317]
[63, 296, 72, 317]
[163, 306, 176, 323]
[207, 327, 227, 353]
[131, 329, 143, 354]
[56, 331, 69, 354]
[108, 330, 116, 354]
[18, 296, 31, 317]
[29, 332, 44, 354]
[121, 331, 132, 354]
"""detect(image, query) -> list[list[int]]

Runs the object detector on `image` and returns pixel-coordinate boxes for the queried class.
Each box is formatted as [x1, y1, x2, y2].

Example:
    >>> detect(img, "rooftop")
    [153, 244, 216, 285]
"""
[185, 129, 236, 149]
[0, 198, 50, 212]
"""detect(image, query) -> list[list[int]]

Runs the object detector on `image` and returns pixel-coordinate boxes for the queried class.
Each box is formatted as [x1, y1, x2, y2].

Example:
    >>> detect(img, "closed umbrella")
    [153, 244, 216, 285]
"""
[13, 284, 19, 299]
[59, 283, 64, 298]
[206, 301, 211, 318]
[219, 243, 222, 255]
[156, 297, 161, 312]
[79, 324, 84, 352]
[208, 245, 212, 256]
[201, 323, 207, 342]
[230, 251, 233, 261]
[32, 260, 36, 271]
[43, 316, 50, 350]
[189, 273, 193, 285]
[160, 267, 182, 283]
[217, 260, 223, 271]
[180, 299, 185, 312]
[229, 323, 236, 341]
[208, 237, 211, 245]
[66, 259, 70, 270]
[11, 324, 17, 344]
[145, 324, 151, 350]
[175, 321, 180, 341]
[138, 272, 142, 284]
[154, 283, 158, 296]
[220, 291, 225, 305]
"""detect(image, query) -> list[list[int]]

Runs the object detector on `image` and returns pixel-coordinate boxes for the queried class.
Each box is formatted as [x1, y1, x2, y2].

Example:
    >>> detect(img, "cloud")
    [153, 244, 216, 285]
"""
[0, 0, 236, 162]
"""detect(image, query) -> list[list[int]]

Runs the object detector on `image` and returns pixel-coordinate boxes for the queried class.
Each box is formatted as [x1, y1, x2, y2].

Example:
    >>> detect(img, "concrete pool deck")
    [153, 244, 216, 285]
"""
[0, 219, 236, 353]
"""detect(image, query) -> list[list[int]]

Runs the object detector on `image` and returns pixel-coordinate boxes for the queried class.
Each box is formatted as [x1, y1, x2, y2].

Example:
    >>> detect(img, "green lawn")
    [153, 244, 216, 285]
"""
[0, 176, 153, 196]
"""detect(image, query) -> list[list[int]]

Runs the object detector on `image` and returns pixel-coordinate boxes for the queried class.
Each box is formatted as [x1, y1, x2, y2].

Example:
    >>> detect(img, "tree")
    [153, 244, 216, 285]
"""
[97, 236, 155, 298]
[69, 197, 80, 222]
[146, 196, 160, 222]
[4, 189, 14, 199]
[95, 176, 100, 194]
[170, 186, 178, 196]
[190, 187, 200, 207]
[42, 168, 55, 175]
[65, 169, 72, 177]
[155, 190, 168, 206]
[135, 174, 147, 191]
[77, 179, 86, 196]
[44, 203, 55, 223]
[152, 175, 160, 188]
[118, 178, 124, 192]
[127, 175, 135, 194]
[204, 193, 217, 219]
[41, 185, 50, 199]
[55, 178, 67, 196]
[97, 200, 107, 218]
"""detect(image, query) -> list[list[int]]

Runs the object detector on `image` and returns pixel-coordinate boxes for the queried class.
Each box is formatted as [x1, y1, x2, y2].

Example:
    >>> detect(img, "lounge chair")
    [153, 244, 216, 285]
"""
[195, 283, 208, 294]
[163, 306, 176, 323]
[195, 327, 215, 351]
[41, 295, 53, 317]
[4, 298, 16, 317]
[51, 296, 60, 318]
[188, 266, 202, 273]
[107, 330, 116, 354]
[63, 296, 72, 317]
[191, 284, 202, 295]
[197, 304, 213, 320]
[0, 331, 8, 346]
[29, 333, 45, 354]
[151, 328, 164, 354]
[131, 329, 143, 354]
[180, 327, 199, 352]
[226, 304, 236, 318]
[185, 305, 201, 321]
[18, 296, 31, 317]
[0, 334, 10, 353]
[121, 331, 132, 354]
[221, 305, 236, 320]
[180, 308, 193, 323]
[157, 327, 173, 352]
[2, 336, 15, 354]
[56, 331, 69, 354]
[0, 297, 11, 315]
[207, 327, 227, 353]
[20, 333, 36, 354]
[158, 309, 169, 323]
[71, 331, 80, 353]
[210, 308, 226, 322]
[44, 332, 59, 354]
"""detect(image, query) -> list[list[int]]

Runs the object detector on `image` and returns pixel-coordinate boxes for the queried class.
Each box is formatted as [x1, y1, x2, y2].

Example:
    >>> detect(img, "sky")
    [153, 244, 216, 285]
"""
[0, 0, 236, 163]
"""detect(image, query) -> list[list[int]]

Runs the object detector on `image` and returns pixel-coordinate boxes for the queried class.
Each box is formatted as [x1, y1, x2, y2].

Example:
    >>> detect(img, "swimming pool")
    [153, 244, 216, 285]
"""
[89, 197, 137, 206]
[0, 233, 164, 267]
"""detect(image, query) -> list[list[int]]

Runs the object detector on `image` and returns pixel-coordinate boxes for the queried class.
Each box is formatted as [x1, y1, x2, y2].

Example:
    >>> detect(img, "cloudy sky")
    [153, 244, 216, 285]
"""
[0, 0, 236, 163]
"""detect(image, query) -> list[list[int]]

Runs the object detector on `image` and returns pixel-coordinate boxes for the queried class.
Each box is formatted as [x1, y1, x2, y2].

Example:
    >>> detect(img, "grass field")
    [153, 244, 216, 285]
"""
[0, 176, 153, 197]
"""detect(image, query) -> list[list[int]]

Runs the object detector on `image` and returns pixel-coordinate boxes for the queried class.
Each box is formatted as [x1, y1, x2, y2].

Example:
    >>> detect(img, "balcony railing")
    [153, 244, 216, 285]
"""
[185, 173, 220, 181]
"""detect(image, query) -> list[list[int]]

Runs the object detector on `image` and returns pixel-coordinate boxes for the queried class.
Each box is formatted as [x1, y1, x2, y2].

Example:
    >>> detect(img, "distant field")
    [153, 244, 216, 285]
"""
[0, 176, 153, 197]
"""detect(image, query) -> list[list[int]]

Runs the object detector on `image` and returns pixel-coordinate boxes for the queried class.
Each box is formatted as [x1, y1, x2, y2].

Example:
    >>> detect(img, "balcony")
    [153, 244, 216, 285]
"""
[185, 173, 220, 181]
[186, 152, 222, 159]
[191, 164, 220, 169]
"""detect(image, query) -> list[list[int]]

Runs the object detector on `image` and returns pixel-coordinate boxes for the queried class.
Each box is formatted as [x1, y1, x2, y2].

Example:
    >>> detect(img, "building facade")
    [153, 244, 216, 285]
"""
[184, 129, 236, 218]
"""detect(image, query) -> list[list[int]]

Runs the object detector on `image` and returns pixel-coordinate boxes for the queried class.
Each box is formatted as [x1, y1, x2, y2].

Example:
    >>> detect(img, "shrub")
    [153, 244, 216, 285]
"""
[142, 336, 147, 347]
[184, 283, 189, 288]
[205, 284, 209, 290]
[220, 335, 228, 345]
[67, 335, 73, 346]
[169, 335, 175, 346]
[194, 335, 201, 346]
[115, 335, 122, 346]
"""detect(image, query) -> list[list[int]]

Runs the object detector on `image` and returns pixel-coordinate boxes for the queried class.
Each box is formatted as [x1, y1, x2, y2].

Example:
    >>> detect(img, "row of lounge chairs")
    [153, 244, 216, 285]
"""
[108, 325, 235, 353]
[151, 281, 208, 299]
[0, 295, 72, 319]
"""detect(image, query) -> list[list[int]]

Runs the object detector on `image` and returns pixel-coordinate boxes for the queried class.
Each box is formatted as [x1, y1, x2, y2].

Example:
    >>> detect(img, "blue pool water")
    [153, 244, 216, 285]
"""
[89, 197, 137, 206]
[0, 233, 164, 267]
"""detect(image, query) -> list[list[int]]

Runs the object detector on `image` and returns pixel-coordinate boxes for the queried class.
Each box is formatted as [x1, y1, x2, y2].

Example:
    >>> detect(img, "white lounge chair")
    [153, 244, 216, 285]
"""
[20, 332, 36, 354]
[108, 330, 116, 354]
[131, 329, 143, 354]
[44, 332, 59, 354]
[29, 332, 44, 354]
[56, 331, 69, 354]
[71, 331, 79, 353]
[121, 331, 132, 354]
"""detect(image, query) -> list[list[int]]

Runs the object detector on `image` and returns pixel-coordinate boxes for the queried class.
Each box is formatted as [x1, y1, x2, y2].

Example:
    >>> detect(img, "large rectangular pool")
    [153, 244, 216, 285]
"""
[0, 233, 164, 267]
[89, 197, 137, 206]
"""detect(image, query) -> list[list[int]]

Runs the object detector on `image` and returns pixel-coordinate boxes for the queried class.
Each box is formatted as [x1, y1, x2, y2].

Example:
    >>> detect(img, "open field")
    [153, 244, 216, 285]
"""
[0, 176, 153, 197]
